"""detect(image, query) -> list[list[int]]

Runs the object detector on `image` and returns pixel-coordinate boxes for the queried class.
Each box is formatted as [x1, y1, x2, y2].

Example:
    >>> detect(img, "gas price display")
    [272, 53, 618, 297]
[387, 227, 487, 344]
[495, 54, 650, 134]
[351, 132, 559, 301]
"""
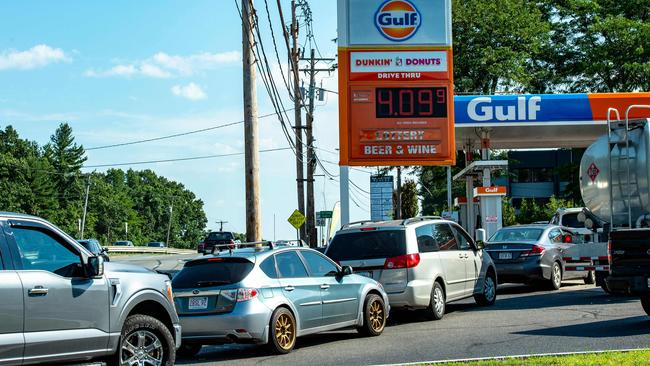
[376, 87, 447, 118]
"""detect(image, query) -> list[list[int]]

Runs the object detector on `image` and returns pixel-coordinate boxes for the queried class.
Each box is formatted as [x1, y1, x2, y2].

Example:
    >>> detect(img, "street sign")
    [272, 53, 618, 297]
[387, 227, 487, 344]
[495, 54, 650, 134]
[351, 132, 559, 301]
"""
[287, 210, 306, 230]
[318, 211, 333, 219]
[338, 0, 455, 166]
[370, 175, 394, 221]
[316, 218, 326, 227]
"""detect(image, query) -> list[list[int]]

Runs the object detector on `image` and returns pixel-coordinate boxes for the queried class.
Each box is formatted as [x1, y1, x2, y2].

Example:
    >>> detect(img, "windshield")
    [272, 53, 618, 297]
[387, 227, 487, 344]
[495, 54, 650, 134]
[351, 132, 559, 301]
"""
[327, 230, 406, 261]
[206, 232, 234, 241]
[489, 228, 543, 242]
[172, 257, 254, 288]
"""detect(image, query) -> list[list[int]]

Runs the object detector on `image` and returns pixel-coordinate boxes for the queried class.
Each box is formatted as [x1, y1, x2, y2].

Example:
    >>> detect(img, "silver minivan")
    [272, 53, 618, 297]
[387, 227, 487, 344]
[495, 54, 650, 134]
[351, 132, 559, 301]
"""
[325, 217, 497, 319]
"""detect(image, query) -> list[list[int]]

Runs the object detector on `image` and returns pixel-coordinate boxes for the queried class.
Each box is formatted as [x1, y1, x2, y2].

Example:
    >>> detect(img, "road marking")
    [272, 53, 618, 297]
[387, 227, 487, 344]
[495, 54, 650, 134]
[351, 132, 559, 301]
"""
[373, 348, 650, 366]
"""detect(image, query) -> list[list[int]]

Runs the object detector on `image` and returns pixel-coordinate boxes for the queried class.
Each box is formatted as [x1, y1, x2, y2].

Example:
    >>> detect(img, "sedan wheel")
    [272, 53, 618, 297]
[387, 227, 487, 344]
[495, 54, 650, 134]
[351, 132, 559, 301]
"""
[549, 262, 562, 290]
[268, 308, 296, 354]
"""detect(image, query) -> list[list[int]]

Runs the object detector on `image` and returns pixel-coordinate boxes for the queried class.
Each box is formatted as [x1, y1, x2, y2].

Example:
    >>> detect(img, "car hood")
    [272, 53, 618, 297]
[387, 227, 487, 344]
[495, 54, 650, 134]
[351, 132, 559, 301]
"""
[104, 261, 156, 275]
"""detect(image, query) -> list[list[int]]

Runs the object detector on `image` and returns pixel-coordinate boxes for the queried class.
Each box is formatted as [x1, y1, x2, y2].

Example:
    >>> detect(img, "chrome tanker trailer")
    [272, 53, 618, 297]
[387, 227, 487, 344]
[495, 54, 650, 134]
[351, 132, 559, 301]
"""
[579, 106, 650, 311]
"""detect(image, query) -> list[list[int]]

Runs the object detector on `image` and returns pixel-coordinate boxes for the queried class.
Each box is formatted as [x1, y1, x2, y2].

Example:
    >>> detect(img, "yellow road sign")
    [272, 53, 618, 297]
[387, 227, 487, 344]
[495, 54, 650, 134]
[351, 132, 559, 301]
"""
[287, 209, 306, 230]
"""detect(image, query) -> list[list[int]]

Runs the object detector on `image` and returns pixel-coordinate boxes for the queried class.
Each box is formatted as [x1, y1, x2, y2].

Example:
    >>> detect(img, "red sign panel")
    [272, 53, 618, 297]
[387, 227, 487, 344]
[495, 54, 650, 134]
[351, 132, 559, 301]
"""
[587, 163, 600, 183]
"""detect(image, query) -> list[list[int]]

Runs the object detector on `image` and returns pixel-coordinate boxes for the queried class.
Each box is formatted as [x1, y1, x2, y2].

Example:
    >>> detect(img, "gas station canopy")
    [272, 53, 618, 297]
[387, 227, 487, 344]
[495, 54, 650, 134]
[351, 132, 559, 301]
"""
[454, 93, 650, 149]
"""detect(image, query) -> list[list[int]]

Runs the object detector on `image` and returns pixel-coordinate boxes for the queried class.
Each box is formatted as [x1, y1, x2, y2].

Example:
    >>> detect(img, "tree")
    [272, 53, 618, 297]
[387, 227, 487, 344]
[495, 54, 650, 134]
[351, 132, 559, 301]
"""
[502, 198, 517, 226]
[400, 180, 419, 218]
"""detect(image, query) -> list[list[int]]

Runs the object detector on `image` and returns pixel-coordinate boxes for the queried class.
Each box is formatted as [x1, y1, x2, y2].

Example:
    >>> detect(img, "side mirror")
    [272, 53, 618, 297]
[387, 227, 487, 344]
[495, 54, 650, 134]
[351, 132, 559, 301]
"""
[340, 265, 353, 276]
[86, 255, 104, 278]
[101, 247, 109, 253]
[474, 228, 487, 250]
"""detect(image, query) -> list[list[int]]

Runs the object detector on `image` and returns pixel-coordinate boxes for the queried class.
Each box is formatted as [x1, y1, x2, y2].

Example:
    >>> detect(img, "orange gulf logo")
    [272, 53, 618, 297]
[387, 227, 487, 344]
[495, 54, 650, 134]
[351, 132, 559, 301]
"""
[374, 0, 421, 42]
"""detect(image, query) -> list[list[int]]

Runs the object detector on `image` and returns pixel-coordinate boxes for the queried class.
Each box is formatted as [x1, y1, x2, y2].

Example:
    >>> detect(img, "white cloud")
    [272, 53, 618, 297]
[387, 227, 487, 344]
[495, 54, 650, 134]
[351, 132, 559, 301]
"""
[84, 50, 240, 78]
[171, 83, 207, 101]
[0, 44, 70, 71]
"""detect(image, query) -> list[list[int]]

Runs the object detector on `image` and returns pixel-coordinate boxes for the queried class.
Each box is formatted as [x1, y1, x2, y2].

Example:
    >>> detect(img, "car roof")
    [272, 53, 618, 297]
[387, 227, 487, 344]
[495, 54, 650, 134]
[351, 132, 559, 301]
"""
[190, 246, 318, 264]
[336, 216, 456, 233]
[0, 211, 41, 220]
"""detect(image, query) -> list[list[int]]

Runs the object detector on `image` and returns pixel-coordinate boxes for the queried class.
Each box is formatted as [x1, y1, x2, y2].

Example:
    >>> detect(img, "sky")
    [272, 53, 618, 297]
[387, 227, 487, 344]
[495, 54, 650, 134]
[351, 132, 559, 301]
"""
[0, 1, 385, 240]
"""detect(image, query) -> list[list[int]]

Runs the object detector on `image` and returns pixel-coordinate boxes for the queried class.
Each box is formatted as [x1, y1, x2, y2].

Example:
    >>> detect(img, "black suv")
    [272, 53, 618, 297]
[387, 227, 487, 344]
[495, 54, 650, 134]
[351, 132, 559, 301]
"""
[198, 231, 237, 253]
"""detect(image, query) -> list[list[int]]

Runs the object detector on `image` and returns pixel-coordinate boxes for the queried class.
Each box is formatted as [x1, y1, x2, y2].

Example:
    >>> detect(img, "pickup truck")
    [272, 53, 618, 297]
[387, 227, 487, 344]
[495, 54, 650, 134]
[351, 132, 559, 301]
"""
[606, 229, 650, 315]
[0, 212, 181, 366]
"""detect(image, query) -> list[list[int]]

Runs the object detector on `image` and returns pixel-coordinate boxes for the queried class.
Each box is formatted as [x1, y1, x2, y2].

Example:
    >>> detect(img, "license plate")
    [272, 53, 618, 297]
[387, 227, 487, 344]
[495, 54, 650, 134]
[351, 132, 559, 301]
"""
[358, 271, 373, 279]
[188, 297, 208, 310]
[499, 252, 513, 260]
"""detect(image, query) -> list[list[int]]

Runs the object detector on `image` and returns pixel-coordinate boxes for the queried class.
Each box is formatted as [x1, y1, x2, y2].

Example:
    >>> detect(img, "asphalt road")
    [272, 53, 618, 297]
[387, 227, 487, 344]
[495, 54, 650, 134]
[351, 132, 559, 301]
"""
[115, 255, 650, 365]
[177, 283, 650, 366]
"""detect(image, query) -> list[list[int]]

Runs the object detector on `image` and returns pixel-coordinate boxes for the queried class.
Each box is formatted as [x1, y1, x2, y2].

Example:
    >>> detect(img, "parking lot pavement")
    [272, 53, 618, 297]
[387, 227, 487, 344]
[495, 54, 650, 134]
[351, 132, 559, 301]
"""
[176, 281, 650, 366]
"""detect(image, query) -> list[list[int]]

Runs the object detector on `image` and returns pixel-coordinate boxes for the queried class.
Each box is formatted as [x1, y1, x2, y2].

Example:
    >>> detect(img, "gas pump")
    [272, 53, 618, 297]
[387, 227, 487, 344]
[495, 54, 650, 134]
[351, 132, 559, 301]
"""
[453, 196, 479, 228]
[473, 186, 507, 238]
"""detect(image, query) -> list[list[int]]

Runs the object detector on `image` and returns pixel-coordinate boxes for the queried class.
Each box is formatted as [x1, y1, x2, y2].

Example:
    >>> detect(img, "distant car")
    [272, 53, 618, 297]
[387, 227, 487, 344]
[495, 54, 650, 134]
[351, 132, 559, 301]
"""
[172, 242, 388, 356]
[147, 241, 167, 248]
[77, 238, 110, 261]
[325, 217, 497, 321]
[484, 224, 590, 290]
[113, 240, 134, 247]
[198, 231, 237, 253]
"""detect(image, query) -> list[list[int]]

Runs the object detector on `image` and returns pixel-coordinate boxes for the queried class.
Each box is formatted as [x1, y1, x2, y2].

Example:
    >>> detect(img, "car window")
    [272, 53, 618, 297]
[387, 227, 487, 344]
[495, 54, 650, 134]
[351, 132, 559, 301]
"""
[12, 227, 83, 277]
[434, 224, 458, 251]
[489, 228, 543, 242]
[260, 256, 278, 279]
[549, 229, 563, 243]
[172, 257, 254, 288]
[327, 230, 406, 261]
[415, 224, 439, 253]
[300, 251, 338, 277]
[561, 213, 582, 228]
[276, 251, 309, 278]
[207, 232, 234, 241]
[451, 225, 473, 250]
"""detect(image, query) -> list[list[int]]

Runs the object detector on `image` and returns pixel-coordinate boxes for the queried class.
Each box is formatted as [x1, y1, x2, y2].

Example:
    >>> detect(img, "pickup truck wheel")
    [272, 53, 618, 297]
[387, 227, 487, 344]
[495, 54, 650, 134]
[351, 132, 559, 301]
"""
[424, 282, 445, 320]
[108, 314, 175, 366]
[641, 297, 650, 316]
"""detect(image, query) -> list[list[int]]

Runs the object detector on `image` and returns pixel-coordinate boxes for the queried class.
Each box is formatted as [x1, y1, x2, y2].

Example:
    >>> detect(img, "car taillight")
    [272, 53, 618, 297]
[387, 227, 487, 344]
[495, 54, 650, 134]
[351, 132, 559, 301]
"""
[384, 253, 420, 269]
[607, 240, 612, 265]
[520, 245, 544, 257]
[236, 288, 258, 302]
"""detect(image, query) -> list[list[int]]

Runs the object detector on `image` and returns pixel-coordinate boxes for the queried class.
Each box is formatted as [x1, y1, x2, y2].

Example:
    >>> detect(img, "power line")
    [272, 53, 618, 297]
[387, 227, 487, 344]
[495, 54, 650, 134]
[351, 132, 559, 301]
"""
[81, 147, 291, 169]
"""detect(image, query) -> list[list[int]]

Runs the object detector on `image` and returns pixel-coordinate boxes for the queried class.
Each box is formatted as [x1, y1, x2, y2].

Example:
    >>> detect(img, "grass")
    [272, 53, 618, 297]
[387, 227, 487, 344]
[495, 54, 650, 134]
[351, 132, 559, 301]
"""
[427, 350, 650, 366]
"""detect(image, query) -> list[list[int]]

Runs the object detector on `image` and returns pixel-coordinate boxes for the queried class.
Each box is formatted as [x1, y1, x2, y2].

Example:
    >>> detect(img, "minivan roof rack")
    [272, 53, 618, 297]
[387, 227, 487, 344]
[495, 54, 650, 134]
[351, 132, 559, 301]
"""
[402, 216, 442, 225]
[211, 241, 274, 254]
[341, 220, 376, 230]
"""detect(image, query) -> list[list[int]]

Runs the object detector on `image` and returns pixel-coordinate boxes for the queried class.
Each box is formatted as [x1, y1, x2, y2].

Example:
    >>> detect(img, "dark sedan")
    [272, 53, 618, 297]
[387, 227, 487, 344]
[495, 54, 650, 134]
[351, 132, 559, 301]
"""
[484, 225, 589, 290]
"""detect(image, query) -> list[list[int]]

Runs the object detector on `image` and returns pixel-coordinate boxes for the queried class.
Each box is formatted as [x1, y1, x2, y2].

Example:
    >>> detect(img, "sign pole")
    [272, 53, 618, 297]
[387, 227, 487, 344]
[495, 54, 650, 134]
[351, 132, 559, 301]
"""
[340, 166, 350, 225]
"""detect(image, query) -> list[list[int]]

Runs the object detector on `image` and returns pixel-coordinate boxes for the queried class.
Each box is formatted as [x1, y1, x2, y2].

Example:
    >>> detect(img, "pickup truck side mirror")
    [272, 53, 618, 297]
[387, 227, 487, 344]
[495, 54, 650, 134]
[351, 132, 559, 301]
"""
[86, 255, 104, 278]
[101, 247, 109, 254]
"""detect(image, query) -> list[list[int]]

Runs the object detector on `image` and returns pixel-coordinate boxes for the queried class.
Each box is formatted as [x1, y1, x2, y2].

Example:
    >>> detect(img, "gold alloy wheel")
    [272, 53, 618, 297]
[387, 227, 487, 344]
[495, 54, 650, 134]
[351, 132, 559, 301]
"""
[369, 300, 385, 332]
[275, 313, 295, 350]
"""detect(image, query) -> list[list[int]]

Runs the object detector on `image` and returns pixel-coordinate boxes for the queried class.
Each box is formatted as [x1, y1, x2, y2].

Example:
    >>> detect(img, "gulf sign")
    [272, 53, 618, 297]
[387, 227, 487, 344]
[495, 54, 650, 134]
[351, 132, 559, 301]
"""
[454, 93, 650, 125]
[338, 0, 454, 167]
[375, 0, 421, 41]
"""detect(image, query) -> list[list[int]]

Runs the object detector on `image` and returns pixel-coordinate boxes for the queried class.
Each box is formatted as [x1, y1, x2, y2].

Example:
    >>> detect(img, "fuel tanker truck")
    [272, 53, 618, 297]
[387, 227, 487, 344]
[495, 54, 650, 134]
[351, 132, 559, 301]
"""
[579, 106, 650, 314]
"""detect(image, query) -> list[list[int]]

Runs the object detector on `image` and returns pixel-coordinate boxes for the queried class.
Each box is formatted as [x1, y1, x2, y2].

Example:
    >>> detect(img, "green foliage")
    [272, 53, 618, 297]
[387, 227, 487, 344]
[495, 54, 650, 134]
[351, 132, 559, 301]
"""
[400, 179, 419, 218]
[502, 198, 517, 226]
[0, 124, 208, 248]
[514, 196, 577, 225]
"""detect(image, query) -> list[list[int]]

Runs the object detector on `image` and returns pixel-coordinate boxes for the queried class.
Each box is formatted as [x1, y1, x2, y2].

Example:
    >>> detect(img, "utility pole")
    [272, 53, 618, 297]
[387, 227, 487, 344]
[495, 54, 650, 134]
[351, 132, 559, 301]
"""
[396, 167, 402, 219]
[242, 0, 262, 242]
[215, 220, 228, 232]
[166, 196, 175, 247]
[80, 176, 91, 239]
[290, 0, 306, 241]
[300, 49, 335, 247]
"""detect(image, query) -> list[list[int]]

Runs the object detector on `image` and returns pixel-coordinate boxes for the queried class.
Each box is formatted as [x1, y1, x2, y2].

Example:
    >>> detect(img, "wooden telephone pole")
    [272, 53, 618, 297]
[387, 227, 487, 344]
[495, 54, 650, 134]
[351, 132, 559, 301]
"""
[290, 0, 306, 241]
[242, 0, 262, 242]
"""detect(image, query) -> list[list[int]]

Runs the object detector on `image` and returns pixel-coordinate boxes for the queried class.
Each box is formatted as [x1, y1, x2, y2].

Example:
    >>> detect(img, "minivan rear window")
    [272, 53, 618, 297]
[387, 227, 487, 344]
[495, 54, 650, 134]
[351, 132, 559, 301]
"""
[172, 257, 253, 288]
[326, 230, 406, 261]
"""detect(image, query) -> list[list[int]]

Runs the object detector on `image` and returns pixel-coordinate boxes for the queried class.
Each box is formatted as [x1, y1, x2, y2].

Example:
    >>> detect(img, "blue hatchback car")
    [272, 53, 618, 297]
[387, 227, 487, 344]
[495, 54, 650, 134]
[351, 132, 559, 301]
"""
[172, 242, 389, 356]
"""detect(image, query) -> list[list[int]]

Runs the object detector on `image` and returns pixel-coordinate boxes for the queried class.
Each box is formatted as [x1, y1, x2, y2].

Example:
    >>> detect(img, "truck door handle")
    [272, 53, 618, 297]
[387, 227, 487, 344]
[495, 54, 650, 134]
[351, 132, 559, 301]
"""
[320, 284, 330, 289]
[284, 286, 295, 292]
[28, 286, 48, 296]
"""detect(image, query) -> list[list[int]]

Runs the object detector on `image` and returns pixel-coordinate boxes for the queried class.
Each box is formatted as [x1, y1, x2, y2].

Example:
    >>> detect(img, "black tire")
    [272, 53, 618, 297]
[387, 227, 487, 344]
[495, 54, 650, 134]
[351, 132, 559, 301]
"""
[177, 343, 202, 359]
[268, 307, 297, 354]
[107, 314, 175, 366]
[357, 293, 386, 336]
[601, 281, 613, 294]
[474, 271, 497, 306]
[424, 281, 445, 320]
[584, 270, 596, 285]
[639, 296, 650, 316]
[548, 262, 562, 290]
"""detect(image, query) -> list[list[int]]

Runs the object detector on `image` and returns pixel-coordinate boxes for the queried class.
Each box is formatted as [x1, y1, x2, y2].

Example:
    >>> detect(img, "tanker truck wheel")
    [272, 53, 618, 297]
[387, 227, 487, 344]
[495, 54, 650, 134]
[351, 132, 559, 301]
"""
[584, 270, 596, 285]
